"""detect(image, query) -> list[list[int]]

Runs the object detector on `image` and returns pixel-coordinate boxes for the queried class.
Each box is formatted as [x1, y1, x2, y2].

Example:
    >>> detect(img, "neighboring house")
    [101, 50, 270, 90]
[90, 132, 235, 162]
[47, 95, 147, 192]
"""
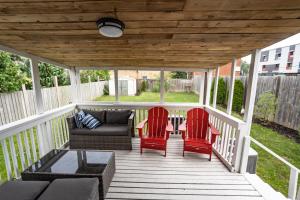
[193, 58, 241, 77]
[116, 70, 161, 79]
[258, 43, 300, 75]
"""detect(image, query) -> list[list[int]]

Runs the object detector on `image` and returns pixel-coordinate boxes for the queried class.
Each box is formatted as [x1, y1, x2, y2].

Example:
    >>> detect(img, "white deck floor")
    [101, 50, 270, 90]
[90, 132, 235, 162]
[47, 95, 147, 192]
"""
[105, 136, 284, 200]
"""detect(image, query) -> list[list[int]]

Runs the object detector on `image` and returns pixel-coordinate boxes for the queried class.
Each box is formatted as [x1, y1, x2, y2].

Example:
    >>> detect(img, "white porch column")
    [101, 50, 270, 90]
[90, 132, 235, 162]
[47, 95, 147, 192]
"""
[114, 69, 119, 102]
[204, 69, 213, 106]
[69, 67, 81, 103]
[198, 75, 205, 105]
[239, 49, 260, 173]
[227, 58, 237, 115]
[160, 70, 165, 103]
[243, 50, 260, 128]
[29, 58, 48, 156]
[30, 58, 44, 114]
[212, 66, 220, 108]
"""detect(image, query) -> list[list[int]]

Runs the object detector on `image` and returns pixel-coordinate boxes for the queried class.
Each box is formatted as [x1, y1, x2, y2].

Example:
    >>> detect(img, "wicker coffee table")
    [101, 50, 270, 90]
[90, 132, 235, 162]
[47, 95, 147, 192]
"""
[21, 149, 115, 199]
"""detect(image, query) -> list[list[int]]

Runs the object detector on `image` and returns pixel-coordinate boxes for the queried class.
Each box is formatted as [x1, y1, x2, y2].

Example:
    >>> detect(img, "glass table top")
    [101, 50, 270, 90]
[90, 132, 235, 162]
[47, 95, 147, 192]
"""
[24, 149, 113, 175]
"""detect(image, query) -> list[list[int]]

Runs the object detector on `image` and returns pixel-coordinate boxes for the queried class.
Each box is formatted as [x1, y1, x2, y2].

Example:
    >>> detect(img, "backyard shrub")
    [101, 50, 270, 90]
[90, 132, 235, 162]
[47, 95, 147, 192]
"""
[217, 78, 227, 105]
[140, 80, 148, 92]
[151, 80, 169, 93]
[254, 91, 277, 121]
[210, 77, 227, 106]
[232, 80, 244, 113]
[103, 84, 109, 95]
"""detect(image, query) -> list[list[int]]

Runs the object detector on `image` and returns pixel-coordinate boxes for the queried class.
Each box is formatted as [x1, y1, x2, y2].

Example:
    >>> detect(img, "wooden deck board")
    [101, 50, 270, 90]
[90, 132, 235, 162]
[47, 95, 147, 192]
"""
[105, 137, 265, 200]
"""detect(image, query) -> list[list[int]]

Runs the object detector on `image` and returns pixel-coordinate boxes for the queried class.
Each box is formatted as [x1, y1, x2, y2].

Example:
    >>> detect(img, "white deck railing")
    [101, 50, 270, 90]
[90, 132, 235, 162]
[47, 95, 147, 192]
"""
[0, 102, 245, 181]
[249, 136, 300, 200]
[0, 104, 76, 180]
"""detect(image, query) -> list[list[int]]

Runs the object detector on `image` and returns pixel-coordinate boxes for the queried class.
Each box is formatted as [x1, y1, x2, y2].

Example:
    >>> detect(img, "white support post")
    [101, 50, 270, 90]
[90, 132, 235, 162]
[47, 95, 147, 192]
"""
[239, 49, 260, 173]
[114, 69, 119, 102]
[160, 70, 164, 103]
[88, 75, 92, 100]
[204, 69, 213, 106]
[243, 49, 260, 128]
[30, 58, 44, 114]
[53, 76, 61, 107]
[227, 58, 237, 115]
[69, 67, 80, 103]
[288, 167, 299, 200]
[213, 66, 220, 108]
[199, 76, 205, 105]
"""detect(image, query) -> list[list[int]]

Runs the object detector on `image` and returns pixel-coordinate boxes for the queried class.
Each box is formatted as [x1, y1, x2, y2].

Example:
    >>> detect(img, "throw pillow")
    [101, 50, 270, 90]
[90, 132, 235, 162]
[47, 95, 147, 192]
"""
[81, 114, 102, 129]
[74, 111, 85, 128]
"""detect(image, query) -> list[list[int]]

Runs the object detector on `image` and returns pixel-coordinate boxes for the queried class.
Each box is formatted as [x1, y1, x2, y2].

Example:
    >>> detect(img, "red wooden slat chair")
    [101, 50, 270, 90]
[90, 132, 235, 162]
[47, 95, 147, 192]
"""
[136, 107, 173, 157]
[178, 108, 220, 161]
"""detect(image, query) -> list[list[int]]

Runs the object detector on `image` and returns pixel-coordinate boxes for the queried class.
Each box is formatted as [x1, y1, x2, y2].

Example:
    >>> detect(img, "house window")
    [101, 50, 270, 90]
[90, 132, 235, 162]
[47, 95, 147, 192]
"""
[262, 65, 266, 70]
[286, 63, 292, 69]
[262, 55, 267, 62]
[275, 64, 279, 69]
[275, 53, 281, 60]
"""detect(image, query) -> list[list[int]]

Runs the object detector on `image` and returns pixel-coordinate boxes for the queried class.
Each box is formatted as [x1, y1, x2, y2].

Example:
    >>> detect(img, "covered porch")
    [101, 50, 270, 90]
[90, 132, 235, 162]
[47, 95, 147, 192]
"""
[0, 0, 300, 199]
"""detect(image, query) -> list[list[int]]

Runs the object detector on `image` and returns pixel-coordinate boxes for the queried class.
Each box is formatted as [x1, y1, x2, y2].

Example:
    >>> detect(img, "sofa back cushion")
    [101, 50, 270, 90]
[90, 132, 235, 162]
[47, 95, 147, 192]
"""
[82, 109, 105, 123]
[106, 110, 131, 124]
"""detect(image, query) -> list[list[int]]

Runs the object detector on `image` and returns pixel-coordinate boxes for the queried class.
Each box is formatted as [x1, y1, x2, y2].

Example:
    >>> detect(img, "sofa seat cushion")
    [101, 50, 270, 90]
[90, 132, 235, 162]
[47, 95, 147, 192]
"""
[71, 124, 129, 136]
[38, 178, 99, 200]
[106, 110, 131, 124]
[0, 180, 49, 200]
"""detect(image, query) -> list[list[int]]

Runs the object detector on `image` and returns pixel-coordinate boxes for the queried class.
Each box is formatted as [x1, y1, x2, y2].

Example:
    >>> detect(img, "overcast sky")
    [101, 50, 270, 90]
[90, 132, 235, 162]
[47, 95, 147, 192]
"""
[241, 33, 300, 64]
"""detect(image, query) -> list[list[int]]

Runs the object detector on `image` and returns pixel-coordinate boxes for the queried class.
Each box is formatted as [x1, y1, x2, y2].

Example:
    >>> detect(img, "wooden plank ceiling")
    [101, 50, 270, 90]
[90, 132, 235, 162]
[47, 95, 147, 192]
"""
[0, 0, 300, 69]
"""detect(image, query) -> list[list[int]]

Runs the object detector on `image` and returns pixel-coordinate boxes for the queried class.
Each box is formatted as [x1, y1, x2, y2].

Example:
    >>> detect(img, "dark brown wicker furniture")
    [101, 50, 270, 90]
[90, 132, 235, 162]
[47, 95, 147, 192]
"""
[21, 149, 115, 199]
[67, 109, 134, 150]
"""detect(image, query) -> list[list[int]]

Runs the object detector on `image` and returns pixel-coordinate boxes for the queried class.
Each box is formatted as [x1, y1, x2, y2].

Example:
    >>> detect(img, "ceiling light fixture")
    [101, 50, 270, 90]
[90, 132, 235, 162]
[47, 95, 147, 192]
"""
[96, 17, 125, 38]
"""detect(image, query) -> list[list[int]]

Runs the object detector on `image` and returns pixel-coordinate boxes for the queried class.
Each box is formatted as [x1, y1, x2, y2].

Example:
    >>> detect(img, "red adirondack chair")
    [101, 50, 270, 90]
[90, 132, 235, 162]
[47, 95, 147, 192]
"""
[136, 107, 173, 156]
[178, 108, 220, 160]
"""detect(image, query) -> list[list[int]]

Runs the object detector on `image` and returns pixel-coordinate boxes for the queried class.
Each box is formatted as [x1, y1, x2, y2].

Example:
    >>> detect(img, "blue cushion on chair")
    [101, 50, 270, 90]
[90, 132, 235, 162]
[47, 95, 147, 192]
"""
[74, 111, 85, 128]
[81, 114, 102, 129]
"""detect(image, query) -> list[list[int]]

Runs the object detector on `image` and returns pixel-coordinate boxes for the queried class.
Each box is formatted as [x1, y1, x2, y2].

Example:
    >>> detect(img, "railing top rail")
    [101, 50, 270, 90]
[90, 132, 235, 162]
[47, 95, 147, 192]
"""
[77, 102, 245, 129]
[250, 136, 300, 172]
[77, 101, 203, 109]
[0, 104, 76, 140]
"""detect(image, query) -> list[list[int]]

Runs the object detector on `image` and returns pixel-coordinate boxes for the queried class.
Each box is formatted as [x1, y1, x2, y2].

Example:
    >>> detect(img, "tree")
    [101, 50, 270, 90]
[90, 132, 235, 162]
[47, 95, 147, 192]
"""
[0, 52, 30, 92]
[240, 61, 250, 76]
[232, 80, 244, 113]
[38, 63, 70, 87]
[80, 70, 110, 83]
[170, 71, 188, 79]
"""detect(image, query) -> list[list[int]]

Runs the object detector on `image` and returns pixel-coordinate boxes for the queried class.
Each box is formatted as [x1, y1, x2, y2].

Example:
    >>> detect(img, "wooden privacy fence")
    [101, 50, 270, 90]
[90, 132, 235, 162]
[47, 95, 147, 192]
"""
[221, 75, 300, 131]
[0, 81, 107, 126]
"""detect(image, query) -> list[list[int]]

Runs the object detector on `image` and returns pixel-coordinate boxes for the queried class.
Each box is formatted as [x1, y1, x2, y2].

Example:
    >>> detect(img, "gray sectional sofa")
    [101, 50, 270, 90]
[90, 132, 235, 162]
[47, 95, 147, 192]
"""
[0, 178, 99, 200]
[67, 109, 134, 150]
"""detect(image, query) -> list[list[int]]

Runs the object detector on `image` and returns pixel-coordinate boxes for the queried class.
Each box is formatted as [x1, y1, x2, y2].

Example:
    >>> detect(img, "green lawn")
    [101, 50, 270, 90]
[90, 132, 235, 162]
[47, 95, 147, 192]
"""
[95, 92, 199, 103]
[251, 123, 300, 196]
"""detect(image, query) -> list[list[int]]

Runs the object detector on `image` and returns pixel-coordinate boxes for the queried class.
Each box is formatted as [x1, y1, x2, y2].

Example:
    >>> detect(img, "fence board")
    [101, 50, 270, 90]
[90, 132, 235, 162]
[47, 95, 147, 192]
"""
[0, 81, 107, 126]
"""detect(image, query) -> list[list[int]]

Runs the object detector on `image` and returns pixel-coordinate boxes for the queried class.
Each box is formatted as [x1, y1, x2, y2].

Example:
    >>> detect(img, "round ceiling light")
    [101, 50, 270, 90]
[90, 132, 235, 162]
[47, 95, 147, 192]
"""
[96, 17, 125, 38]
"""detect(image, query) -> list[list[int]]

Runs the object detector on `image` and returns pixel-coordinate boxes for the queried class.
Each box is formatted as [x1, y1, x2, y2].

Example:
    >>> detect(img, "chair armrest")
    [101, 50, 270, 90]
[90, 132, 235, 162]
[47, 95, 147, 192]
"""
[166, 121, 174, 133]
[178, 120, 187, 139]
[209, 123, 220, 136]
[178, 120, 186, 132]
[66, 116, 76, 130]
[128, 112, 135, 137]
[165, 121, 173, 140]
[209, 123, 220, 144]
[136, 119, 147, 138]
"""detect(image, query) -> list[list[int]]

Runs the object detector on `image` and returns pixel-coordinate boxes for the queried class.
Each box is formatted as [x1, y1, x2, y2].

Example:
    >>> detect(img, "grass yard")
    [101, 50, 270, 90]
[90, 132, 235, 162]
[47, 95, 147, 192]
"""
[95, 92, 199, 103]
[251, 123, 300, 196]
